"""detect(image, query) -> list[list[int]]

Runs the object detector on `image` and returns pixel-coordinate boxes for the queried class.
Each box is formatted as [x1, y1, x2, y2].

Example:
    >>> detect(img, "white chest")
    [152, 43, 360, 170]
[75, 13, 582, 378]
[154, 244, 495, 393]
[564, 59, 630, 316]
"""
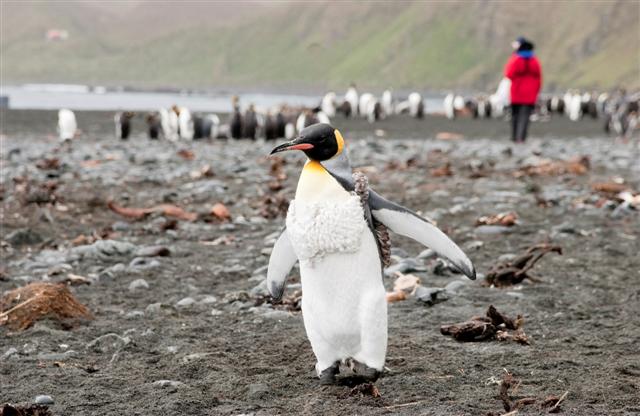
[287, 160, 367, 263]
[286, 195, 366, 264]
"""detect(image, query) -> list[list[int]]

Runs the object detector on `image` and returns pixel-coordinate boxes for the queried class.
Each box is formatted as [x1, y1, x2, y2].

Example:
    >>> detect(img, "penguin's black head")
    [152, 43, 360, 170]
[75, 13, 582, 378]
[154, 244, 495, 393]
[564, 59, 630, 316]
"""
[270, 123, 345, 161]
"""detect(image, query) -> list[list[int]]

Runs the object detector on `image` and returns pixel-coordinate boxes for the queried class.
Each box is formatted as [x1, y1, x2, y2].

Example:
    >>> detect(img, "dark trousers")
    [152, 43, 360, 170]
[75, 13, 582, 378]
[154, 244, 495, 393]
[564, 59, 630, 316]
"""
[511, 104, 534, 142]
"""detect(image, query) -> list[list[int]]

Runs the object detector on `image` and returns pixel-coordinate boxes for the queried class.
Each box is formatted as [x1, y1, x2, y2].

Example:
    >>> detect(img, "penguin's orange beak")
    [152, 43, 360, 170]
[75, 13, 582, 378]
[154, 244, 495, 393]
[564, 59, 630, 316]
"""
[270, 137, 314, 154]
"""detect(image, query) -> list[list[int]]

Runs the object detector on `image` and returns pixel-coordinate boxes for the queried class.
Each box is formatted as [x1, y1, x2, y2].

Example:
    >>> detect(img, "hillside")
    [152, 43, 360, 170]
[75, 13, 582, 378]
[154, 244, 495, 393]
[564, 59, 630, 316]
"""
[1, 1, 638, 91]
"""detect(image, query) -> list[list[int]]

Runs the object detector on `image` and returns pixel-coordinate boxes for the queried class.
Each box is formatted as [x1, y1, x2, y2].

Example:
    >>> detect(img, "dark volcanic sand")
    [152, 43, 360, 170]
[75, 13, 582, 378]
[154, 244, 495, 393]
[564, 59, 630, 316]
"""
[1, 110, 639, 415]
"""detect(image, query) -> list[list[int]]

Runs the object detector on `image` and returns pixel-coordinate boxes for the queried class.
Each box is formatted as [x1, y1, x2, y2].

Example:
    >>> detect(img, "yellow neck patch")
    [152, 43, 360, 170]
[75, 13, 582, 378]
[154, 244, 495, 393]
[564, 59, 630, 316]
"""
[334, 129, 345, 157]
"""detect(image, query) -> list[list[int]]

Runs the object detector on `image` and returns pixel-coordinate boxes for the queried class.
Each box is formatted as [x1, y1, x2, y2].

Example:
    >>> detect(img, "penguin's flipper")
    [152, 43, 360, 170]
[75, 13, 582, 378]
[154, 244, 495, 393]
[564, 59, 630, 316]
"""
[267, 228, 298, 300]
[368, 191, 476, 280]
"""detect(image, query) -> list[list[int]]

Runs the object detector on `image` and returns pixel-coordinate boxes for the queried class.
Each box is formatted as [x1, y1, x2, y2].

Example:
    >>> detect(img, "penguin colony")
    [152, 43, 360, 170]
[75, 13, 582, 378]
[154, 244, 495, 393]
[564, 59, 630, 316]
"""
[267, 123, 476, 384]
[59, 85, 637, 142]
[103, 86, 427, 141]
[442, 88, 639, 139]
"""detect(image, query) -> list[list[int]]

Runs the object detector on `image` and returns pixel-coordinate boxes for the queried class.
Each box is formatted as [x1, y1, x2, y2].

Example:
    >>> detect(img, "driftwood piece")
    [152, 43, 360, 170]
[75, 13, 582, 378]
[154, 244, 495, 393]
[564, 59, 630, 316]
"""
[514, 155, 590, 177]
[441, 306, 529, 344]
[492, 372, 568, 414]
[486, 243, 562, 287]
[440, 319, 496, 341]
[487, 305, 523, 330]
[107, 201, 198, 222]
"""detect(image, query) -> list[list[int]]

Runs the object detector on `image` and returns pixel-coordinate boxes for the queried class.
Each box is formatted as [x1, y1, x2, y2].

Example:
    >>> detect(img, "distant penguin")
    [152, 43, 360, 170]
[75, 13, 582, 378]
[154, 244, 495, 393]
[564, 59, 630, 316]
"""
[114, 111, 134, 140]
[490, 77, 511, 118]
[596, 93, 609, 117]
[207, 114, 221, 139]
[193, 114, 218, 139]
[563, 91, 574, 116]
[193, 115, 206, 139]
[316, 110, 331, 125]
[146, 112, 161, 139]
[243, 104, 258, 139]
[230, 105, 243, 139]
[336, 100, 352, 118]
[359, 93, 375, 117]
[581, 93, 598, 119]
[284, 122, 296, 140]
[265, 112, 278, 140]
[466, 99, 479, 118]
[477, 97, 491, 118]
[549, 95, 565, 114]
[344, 84, 359, 117]
[365, 98, 382, 123]
[568, 93, 582, 121]
[177, 107, 194, 140]
[444, 93, 456, 119]
[381, 89, 394, 116]
[321, 92, 337, 118]
[275, 109, 287, 138]
[296, 110, 313, 132]
[161, 106, 180, 141]
[267, 123, 475, 385]
[57, 109, 77, 141]
[408, 92, 424, 118]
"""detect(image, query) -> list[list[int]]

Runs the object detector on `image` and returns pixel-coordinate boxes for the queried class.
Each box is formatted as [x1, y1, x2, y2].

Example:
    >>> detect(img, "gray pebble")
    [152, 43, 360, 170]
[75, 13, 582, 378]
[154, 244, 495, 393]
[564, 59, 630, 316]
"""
[129, 278, 149, 291]
[252, 265, 268, 275]
[3, 347, 18, 359]
[415, 286, 449, 306]
[249, 280, 269, 297]
[125, 310, 144, 319]
[223, 265, 247, 274]
[198, 295, 218, 305]
[247, 383, 271, 400]
[506, 291, 525, 299]
[36, 350, 78, 361]
[35, 395, 54, 405]
[475, 225, 513, 235]
[135, 246, 171, 257]
[86, 333, 130, 353]
[112, 221, 130, 231]
[498, 253, 517, 262]
[182, 353, 210, 363]
[444, 280, 468, 294]
[129, 257, 161, 270]
[153, 380, 184, 388]
[465, 240, 484, 250]
[261, 310, 293, 320]
[248, 273, 266, 283]
[384, 258, 426, 277]
[145, 302, 163, 314]
[175, 297, 196, 308]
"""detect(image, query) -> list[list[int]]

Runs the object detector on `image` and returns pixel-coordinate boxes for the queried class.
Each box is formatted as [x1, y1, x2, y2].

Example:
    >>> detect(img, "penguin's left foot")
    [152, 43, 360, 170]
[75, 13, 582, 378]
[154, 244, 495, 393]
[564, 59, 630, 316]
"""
[352, 364, 381, 383]
[318, 361, 340, 385]
[340, 360, 382, 386]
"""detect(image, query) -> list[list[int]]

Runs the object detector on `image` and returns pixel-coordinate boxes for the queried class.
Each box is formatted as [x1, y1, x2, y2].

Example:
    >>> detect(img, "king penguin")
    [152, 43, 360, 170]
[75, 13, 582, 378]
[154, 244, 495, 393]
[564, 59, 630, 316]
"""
[267, 123, 476, 385]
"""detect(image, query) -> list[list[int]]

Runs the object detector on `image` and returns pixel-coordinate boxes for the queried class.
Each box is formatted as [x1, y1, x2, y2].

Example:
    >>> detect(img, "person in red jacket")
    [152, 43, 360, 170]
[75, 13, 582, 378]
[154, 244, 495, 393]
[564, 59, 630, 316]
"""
[504, 37, 542, 142]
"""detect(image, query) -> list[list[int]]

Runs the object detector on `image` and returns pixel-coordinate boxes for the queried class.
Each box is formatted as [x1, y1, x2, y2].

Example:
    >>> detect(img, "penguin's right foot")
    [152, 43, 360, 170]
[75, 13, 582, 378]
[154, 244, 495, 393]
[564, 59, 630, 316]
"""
[318, 362, 340, 385]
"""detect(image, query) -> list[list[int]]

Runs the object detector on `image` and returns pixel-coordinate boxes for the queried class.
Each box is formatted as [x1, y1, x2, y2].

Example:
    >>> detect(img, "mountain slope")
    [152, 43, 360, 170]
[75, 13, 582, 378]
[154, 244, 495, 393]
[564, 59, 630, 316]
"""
[1, 1, 638, 91]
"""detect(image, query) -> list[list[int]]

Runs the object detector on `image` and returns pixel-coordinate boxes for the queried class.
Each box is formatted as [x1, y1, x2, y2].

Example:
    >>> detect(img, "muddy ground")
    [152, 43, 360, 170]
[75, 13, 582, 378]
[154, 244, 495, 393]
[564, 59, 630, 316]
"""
[1, 110, 639, 415]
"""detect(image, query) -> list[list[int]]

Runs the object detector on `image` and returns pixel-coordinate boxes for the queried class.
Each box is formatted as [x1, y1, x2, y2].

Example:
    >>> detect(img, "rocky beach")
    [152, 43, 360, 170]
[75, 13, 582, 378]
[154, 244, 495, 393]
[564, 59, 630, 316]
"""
[1, 110, 639, 415]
